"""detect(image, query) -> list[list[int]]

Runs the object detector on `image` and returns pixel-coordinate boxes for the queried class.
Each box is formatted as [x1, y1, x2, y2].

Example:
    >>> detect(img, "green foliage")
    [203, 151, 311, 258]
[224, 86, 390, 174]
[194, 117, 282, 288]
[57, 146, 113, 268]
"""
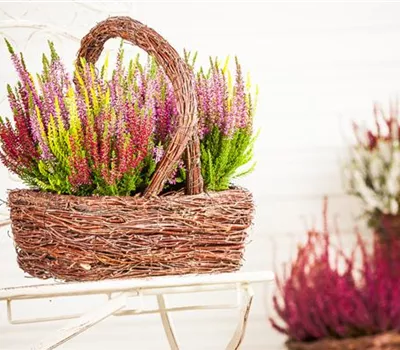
[200, 126, 256, 191]
[19, 155, 157, 197]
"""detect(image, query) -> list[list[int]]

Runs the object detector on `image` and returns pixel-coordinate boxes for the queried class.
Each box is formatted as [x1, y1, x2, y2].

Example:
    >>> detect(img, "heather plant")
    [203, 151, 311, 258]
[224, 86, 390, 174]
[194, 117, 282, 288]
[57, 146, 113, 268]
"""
[270, 202, 400, 342]
[1, 41, 159, 195]
[345, 102, 400, 226]
[0, 41, 256, 196]
[153, 52, 257, 190]
[194, 54, 257, 190]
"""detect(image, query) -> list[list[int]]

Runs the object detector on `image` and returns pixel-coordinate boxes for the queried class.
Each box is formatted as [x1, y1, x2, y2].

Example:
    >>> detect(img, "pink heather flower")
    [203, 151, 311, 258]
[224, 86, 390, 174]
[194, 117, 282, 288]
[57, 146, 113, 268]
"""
[194, 58, 252, 139]
[165, 86, 178, 134]
[196, 75, 210, 138]
[10, 53, 43, 112]
[212, 67, 225, 130]
[49, 60, 71, 124]
[233, 58, 247, 129]
[167, 159, 185, 185]
[153, 144, 164, 163]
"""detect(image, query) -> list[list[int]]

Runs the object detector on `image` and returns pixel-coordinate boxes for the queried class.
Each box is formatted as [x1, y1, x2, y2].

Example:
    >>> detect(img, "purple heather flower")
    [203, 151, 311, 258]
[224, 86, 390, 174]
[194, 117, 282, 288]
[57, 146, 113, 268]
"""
[153, 144, 164, 163]
[10, 53, 43, 113]
[233, 59, 247, 129]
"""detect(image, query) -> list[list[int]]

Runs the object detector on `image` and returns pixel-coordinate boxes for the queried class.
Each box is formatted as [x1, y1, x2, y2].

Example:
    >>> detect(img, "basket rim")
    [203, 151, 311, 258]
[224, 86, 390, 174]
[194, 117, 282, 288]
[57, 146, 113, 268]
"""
[7, 186, 251, 201]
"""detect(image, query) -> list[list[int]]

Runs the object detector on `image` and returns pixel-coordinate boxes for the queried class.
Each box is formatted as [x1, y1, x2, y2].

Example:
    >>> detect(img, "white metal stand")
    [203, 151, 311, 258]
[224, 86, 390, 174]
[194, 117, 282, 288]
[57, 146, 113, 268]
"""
[0, 271, 274, 350]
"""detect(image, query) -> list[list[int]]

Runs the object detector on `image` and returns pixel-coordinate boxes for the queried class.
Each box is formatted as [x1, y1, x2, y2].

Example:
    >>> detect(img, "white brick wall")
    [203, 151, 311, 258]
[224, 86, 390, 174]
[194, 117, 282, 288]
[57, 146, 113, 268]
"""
[0, 2, 397, 349]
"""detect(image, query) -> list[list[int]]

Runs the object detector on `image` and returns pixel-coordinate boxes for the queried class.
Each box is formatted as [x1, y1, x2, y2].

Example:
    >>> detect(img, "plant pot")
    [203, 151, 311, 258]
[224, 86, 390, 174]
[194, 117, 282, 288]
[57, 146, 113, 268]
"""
[286, 332, 400, 350]
[377, 214, 400, 241]
[9, 188, 253, 281]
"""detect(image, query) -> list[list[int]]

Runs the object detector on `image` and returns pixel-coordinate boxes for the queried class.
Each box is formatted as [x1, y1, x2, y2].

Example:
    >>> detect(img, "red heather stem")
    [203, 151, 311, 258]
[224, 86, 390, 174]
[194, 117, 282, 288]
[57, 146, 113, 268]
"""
[109, 155, 118, 186]
[115, 131, 128, 177]
[1, 120, 20, 161]
[84, 122, 100, 169]
[7, 87, 38, 163]
[68, 135, 91, 189]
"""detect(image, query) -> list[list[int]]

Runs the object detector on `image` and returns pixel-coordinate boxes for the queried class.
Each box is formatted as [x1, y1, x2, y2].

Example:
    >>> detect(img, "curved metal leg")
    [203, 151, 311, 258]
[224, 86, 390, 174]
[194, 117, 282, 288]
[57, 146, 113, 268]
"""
[226, 285, 254, 350]
[157, 294, 179, 350]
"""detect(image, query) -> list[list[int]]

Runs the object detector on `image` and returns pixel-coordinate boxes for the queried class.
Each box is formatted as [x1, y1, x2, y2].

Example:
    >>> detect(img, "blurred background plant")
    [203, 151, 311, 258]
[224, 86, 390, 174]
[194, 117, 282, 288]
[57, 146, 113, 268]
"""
[344, 102, 400, 229]
[0, 41, 257, 196]
[270, 200, 400, 348]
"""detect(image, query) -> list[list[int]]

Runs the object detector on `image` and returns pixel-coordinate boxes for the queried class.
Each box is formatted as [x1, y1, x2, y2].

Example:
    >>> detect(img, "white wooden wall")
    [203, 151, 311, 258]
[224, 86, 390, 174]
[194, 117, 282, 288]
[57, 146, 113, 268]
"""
[1, 2, 399, 349]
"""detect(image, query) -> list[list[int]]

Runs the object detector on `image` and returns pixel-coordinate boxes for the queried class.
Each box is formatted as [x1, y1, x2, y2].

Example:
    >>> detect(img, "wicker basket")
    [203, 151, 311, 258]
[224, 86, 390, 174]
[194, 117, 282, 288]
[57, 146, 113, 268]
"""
[8, 16, 254, 282]
[286, 332, 400, 350]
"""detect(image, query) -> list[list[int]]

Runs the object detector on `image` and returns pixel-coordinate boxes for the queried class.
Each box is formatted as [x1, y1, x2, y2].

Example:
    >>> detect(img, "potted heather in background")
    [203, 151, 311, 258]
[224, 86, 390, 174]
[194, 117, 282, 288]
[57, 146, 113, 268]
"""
[345, 102, 400, 239]
[270, 200, 400, 350]
[0, 17, 257, 281]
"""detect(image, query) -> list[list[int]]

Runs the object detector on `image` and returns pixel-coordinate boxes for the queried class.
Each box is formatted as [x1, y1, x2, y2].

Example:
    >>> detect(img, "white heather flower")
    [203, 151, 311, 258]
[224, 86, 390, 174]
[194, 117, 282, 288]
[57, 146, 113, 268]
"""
[353, 171, 384, 212]
[390, 198, 399, 215]
[372, 177, 382, 192]
[393, 148, 400, 166]
[386, 150, 400, 197]
[378, 141, 392, 164]
[364, 194, 385, 213]
[391, 119, 399, 141]
[381, 195, 394, 214]
[352, 147, 367, 168]
[369, 155, 384, 179]
[386, 175, 399, 197]
[352, 170, 366, 191]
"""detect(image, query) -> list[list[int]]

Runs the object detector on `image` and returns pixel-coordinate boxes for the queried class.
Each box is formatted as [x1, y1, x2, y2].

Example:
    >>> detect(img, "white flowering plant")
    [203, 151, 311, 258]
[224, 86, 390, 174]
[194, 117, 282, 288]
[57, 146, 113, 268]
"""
[345, 103, 400, 227]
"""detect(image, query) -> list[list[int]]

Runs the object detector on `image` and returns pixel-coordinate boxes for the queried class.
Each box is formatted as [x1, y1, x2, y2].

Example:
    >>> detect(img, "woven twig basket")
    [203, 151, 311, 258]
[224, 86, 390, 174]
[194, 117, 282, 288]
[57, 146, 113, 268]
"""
[286, 332, 400, 350]
[8, 16, 254, 282]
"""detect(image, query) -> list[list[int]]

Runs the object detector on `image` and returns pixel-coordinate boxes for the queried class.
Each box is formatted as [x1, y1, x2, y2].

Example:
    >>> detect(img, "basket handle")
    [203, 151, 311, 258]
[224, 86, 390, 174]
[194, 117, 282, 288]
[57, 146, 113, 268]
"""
[76, 16, 203, 197]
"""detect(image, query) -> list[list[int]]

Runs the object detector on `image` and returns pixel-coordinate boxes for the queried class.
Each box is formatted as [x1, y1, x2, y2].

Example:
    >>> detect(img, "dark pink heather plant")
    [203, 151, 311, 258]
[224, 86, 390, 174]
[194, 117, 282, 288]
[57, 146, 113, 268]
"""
[0, 41, 257, 196]
[270, 200, 400, 342]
